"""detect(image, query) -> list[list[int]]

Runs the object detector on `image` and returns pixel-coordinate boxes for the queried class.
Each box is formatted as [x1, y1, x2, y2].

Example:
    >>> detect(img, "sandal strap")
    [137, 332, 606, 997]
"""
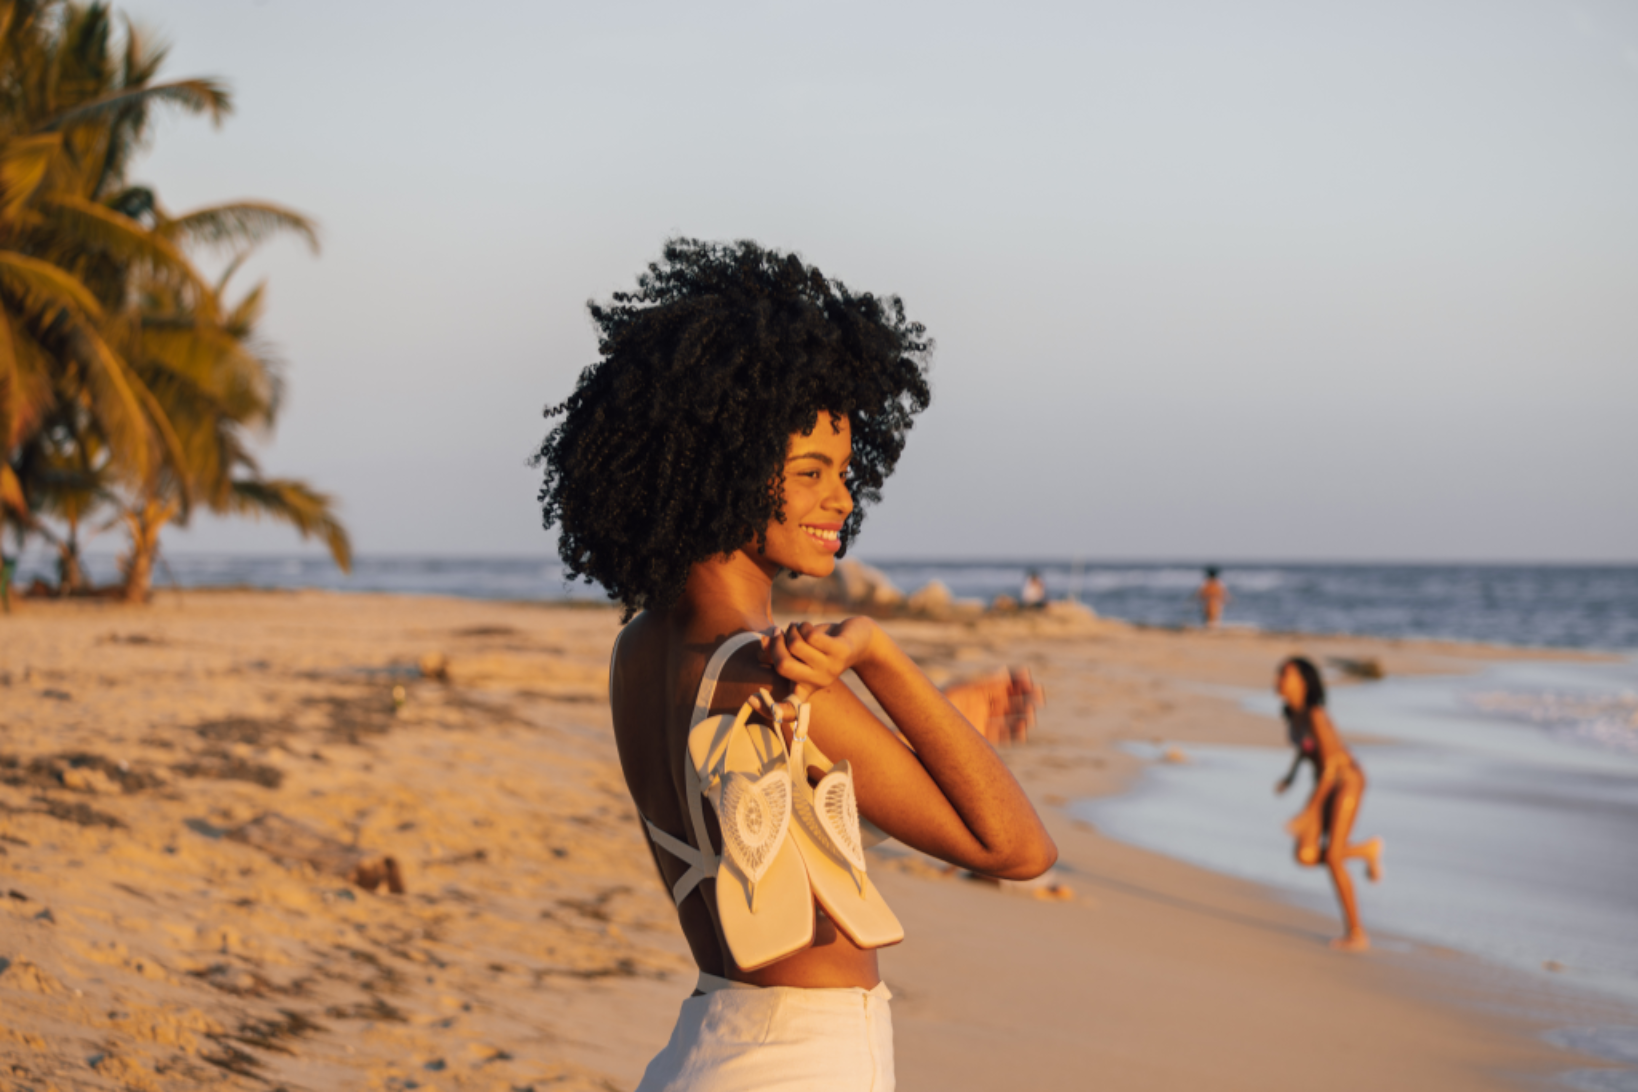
[788, 706, 891, 852]
[644, 818, 701, 866]
[616, 630, 763, 907]
[644, 817, 711, 905]
[690, 632, 764, 729]
[682, 633, 764, 892]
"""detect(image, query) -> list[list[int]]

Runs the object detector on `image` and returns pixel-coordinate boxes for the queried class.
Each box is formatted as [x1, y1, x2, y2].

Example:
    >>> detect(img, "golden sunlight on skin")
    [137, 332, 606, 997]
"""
[750, 416, 1044, 743]
[612, 410, 1056, 994]
[1277, 664, 1306, 710]
[1275, 663, 1383, 952]
[751, 414, 855, 581]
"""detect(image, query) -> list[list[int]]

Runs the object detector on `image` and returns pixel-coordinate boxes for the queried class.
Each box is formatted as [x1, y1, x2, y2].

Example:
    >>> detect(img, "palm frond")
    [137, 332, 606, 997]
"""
[224, 280, 265, 334]
[0, 303, 16, 450]
[1, 462, 28, 516]
[36, 77, 232, 133]
[163, 201, 319, 255]
[225, 478, 352, 572]
[137, 322, 277, 425]
[213, 251, 247, 294]
[119, 15, 170, 88]
[64, 317, 169, 483]
[122, 355, 195, 513]
[42, 194, 201, 286]
[4, 323, 58, 448]
[0, 250, 103, 317]
[0, 133, 63, 220]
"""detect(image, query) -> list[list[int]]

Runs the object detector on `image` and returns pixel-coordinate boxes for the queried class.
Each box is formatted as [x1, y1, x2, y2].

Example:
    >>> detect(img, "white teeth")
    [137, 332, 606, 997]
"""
[801, 526, 839, 542]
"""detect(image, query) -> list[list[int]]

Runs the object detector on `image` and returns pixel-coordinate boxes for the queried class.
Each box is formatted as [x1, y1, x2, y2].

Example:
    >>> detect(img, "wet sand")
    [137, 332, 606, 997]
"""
[0, 592, 1622, 1090]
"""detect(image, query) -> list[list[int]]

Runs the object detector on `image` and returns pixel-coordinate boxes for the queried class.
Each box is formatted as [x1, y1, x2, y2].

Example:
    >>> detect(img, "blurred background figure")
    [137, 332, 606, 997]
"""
[945, 667, 1043, 746]
[1021, 568, 1047, 610]
[1196, 566, 1228, 629]
[1275, 656, 1383, 951]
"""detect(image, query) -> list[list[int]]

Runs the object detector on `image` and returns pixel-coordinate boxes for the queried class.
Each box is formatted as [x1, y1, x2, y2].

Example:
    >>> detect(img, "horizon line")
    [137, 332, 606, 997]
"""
[21, 549, 1638, 568]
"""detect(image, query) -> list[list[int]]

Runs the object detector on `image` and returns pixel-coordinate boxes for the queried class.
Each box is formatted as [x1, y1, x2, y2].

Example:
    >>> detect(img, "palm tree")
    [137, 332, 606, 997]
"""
[0, 1, 349, 600]
[0, 1, 222, 523]
[116, 257, 350, 601]
[13, 414, 111, 591]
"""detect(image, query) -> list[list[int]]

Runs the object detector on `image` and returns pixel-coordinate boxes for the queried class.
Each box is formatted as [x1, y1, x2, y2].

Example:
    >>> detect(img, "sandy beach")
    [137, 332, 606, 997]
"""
[0, 591, 1626, 1091]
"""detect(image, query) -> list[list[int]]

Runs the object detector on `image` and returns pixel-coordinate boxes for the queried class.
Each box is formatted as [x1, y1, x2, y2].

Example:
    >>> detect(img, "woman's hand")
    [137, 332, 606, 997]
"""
[758, 617, 881, 704]
[942, 667, 1043, 745]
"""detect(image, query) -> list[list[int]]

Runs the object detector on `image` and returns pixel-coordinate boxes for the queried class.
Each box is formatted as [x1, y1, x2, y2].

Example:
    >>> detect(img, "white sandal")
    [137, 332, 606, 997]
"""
[633, 633, 814, 972]
[618, 630, 902, 973]
[776, 694, 904, 950]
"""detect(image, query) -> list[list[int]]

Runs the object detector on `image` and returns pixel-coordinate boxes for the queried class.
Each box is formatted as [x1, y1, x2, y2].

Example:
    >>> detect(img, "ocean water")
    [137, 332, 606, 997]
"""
[866, 561, 1638, 652]
[9, 552, 1636, 653]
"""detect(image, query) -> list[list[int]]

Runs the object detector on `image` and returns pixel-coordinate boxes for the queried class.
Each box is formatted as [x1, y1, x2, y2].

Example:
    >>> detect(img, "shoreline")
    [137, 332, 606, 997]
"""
[0, 591, 1628, 1090]
[11, 555, 1636, 659]
[1070, 647, 1638, 1017]
[868, 609, 1631, 1090]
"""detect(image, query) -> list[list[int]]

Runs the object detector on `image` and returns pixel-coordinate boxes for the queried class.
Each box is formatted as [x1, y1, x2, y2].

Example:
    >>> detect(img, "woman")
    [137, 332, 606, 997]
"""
[1274, 656, 1383, 951]
[534, 240, 1056, 1090]
[1195, 567, 1228, 628]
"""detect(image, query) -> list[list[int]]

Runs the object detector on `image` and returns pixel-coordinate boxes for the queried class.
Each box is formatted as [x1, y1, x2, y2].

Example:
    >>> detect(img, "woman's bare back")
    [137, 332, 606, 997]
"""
[608, 610, 880, 988]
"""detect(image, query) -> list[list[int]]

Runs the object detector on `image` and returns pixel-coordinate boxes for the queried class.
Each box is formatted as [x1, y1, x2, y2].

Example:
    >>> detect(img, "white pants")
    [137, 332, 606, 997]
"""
[635, 975, 895, 1091]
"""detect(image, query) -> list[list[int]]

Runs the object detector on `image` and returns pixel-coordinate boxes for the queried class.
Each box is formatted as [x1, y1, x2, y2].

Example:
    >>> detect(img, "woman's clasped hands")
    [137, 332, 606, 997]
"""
[752, 618, 1042, 746]
[756, 618, 882, 704]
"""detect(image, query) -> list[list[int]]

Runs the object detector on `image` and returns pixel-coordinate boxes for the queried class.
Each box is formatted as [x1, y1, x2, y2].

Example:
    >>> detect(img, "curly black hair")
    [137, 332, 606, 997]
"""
[1281, 656, 1328, 711]
[533, 238, 932, 618]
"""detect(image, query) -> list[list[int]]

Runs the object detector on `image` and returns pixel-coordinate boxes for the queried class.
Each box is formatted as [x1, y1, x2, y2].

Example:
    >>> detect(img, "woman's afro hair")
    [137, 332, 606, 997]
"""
[533, 238, 932, 618]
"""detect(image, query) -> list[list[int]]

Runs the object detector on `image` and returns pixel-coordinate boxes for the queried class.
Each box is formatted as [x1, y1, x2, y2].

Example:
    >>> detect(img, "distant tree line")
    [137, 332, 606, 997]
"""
[0, 0, 348, 604]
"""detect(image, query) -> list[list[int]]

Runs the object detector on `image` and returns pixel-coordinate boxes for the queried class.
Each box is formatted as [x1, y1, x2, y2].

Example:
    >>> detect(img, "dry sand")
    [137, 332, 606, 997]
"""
[0, 591, 1622, 1090]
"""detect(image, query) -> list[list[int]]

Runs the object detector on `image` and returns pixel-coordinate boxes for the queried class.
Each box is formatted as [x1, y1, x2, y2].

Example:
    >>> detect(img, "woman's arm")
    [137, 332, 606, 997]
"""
[1306, 753, 1345, 806]
[1274, 749, 1305, 794]
[759, 618, 1058, 880]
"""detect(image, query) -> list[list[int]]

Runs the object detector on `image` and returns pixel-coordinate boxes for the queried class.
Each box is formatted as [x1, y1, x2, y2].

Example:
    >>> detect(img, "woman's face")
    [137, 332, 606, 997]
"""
[753, 413, 855, 578]
[1275, 663, 1307, 710]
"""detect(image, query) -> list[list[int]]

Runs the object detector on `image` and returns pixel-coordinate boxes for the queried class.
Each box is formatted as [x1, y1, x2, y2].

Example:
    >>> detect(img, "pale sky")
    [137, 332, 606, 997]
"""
[126, 0, 1637, 562]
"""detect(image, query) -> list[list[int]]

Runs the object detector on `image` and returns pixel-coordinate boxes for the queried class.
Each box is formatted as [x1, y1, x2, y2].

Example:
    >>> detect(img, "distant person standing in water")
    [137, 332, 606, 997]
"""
[1275, 656, 1383, 951]
[1196, 566, 1228, 628]
[1021, 569, 1047, 610]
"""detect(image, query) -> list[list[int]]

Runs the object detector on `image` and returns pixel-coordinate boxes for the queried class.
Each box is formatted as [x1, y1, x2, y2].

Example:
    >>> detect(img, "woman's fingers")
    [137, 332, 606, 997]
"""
[773, 659, 832, 691]
[797, 625, 843, 658]
[769, 640, 841, 695]
[761, 618, 876, 706]
[747, 691, 803, 724]
[779, 623, 851, 680]
[783, 622, 819, 658]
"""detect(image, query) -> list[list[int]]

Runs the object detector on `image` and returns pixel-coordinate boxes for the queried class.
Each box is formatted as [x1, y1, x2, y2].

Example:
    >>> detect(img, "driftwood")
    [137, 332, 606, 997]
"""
[226, 812, 404, 894]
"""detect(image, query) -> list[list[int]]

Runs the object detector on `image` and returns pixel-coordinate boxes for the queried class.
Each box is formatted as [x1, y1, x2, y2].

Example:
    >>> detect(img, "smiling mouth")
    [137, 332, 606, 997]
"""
[801, 525, 840, 544]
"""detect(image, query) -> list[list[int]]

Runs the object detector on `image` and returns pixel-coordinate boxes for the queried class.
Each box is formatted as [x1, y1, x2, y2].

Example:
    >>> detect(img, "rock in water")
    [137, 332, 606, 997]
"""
[907, 580, 954, 619]
[774, 559, 905, 611]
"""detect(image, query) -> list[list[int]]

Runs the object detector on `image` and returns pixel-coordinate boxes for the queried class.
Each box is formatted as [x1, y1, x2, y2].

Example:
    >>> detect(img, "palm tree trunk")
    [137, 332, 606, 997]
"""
[120, 498, 175, 603]
[55, 524, 86, 595]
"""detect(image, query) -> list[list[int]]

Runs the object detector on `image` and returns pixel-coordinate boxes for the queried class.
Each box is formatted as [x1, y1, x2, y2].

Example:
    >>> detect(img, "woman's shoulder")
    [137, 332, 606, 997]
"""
[693, 628, 779, 714]
[613, 613, 775, 713]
